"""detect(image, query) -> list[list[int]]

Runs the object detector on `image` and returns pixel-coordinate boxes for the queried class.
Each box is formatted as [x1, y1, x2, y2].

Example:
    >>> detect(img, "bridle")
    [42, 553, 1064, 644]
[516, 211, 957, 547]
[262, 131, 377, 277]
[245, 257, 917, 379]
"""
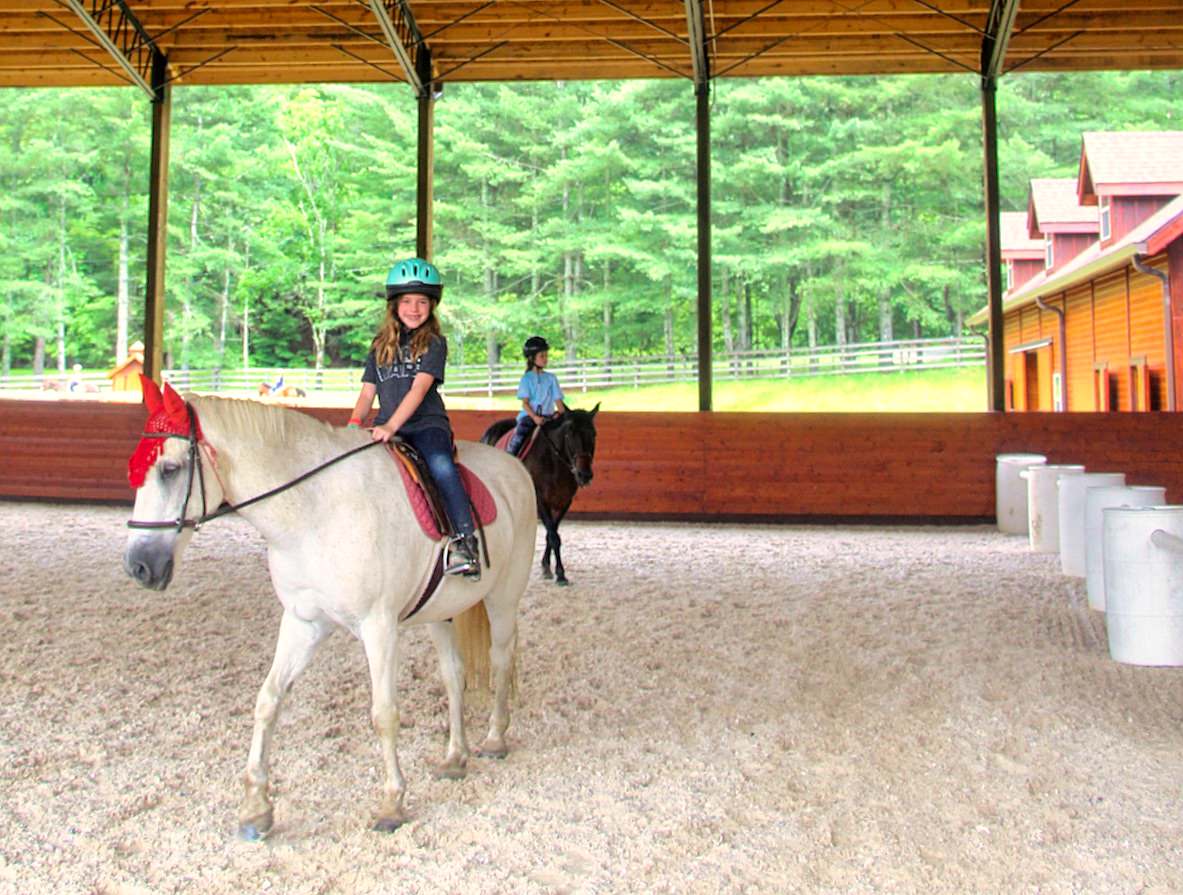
[542, 416, 593, 481]
[126, 405, 213, 533]
[127, 404, 381, 533]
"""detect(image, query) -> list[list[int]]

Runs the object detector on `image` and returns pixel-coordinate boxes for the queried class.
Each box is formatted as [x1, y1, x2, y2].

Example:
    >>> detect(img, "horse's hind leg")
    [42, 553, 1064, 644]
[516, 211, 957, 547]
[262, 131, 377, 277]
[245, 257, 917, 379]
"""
[239, 610, 331, 841]
[477, 567, 529, 758]
[427, 620, 470, 779]
[359, 614, 410, 832]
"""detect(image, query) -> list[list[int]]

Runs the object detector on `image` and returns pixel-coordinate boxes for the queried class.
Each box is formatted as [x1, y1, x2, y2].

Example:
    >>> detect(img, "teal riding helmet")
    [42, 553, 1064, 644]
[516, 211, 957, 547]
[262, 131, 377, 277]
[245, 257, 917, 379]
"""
[386, 257, 443, 302]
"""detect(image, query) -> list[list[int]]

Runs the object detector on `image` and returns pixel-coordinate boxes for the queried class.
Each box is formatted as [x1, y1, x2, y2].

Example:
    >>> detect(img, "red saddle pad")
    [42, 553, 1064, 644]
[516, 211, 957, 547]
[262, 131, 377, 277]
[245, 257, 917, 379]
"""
[391, 451, 497, 540]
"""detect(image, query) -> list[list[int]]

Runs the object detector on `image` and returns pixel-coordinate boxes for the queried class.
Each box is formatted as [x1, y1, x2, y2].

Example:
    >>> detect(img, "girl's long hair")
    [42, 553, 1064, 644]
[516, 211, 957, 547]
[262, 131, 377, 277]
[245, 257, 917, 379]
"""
[372, 298, 441, 366]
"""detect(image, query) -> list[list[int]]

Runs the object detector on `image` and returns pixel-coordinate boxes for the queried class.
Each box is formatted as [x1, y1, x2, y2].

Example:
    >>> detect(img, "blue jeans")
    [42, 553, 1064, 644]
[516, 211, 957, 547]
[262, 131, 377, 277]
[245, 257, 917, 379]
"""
[506, 416, 536, 456]
[402, 427, 475, 537]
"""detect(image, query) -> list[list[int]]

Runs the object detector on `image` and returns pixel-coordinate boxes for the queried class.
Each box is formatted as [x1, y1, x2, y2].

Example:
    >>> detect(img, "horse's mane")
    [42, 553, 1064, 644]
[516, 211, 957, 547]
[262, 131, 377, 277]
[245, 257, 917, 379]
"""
[190, 394, 344, 454]
[541, 407, 596, 433]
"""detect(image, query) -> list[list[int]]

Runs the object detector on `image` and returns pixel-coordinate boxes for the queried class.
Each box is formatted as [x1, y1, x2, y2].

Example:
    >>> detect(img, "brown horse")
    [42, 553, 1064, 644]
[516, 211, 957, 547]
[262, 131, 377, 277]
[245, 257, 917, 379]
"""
[481, 405, 598, 585]
[258, 382, 307, 399]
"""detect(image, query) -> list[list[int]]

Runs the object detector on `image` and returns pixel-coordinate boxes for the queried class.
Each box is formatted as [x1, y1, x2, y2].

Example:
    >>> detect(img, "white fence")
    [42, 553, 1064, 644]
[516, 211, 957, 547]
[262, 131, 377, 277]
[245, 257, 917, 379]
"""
[0, 336, 984, 396]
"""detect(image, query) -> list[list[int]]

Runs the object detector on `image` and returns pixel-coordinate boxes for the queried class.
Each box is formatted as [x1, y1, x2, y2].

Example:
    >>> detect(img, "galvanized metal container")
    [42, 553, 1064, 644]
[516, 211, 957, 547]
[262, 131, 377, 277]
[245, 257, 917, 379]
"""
[1058, 472, 1126, 577]
[1103, 505, 1183, 666]
[995, 453, 1047, 535]
[1085, 485, 1167, 611]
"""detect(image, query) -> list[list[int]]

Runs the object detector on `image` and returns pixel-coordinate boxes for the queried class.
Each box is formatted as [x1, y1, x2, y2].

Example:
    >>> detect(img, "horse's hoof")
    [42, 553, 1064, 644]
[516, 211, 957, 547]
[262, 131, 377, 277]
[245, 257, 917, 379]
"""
[556, 577, 570, 587]
[238, 812, 273, 842]
[541, 568, 553, 580]
[372, 815, 407, 833]
[476, 740, 509, 760]
[432, 761, 468, 781]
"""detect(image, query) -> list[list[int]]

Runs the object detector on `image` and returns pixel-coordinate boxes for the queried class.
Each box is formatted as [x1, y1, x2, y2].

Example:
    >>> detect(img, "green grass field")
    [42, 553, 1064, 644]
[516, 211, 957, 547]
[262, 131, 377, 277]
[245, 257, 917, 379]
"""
[446, 366, 989, 413]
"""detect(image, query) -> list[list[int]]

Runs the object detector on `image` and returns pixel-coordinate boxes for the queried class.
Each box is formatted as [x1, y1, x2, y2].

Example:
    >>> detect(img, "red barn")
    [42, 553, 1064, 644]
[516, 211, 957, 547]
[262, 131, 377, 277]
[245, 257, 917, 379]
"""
[1001, 211, 1044, 295]
[973, 131, 1183, 413]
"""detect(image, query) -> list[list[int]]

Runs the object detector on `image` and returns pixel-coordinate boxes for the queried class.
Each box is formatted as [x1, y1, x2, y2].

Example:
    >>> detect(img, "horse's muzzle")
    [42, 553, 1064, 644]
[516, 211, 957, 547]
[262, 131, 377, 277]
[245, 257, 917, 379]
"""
[574, 466, 593, 487]
[123, 545, 174, 591]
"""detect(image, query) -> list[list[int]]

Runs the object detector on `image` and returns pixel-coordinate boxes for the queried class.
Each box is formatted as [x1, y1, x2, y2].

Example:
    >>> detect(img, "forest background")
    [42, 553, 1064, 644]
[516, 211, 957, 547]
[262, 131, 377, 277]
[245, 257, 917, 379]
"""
[0, 70, 1180, 378]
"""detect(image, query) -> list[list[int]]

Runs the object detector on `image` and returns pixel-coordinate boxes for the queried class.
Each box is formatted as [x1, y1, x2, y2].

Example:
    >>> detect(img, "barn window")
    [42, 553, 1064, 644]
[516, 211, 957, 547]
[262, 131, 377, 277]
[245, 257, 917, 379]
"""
[1099, 197, 1111, 241]
[1129, 358, 1151, 412]
[1094, 364, 1112, 411]
[1044, 234, 1054, 269]
[1149, 370, 1165, 411]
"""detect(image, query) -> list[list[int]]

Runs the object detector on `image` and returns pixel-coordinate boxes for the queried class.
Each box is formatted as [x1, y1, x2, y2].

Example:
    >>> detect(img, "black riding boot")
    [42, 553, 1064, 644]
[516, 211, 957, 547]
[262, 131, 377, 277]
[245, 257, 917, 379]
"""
[446, 533, 481, 580]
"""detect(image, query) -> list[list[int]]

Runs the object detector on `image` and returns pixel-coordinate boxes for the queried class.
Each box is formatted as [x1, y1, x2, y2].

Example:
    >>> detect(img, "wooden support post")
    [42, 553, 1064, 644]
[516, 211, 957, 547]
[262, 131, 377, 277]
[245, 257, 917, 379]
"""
[695, 81, 712, 412]
[143, 51, 171, 384]
[416, 52, 435, 261]
[981, 76, 1006, 412]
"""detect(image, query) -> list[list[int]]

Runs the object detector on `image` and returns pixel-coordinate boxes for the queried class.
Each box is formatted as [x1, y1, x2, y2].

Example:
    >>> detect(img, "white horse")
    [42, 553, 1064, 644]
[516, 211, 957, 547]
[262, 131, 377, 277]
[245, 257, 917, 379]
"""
[123, 379, 536, 838]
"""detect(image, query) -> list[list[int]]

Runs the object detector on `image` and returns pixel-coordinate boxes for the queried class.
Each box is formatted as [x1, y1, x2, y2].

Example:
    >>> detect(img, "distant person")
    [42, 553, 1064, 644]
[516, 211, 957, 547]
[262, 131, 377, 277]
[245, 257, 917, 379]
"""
[347, 257, 480, 579]
[506, 335, 567, 457]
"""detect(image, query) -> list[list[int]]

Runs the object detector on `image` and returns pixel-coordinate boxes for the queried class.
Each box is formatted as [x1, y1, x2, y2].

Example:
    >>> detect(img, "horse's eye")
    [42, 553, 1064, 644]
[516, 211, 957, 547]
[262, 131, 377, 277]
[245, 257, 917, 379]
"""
[159, 460, 182, 479]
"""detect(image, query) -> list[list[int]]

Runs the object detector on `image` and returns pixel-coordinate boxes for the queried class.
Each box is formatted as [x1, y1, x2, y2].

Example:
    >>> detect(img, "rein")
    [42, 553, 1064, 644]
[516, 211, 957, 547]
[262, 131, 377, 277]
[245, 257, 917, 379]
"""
[127, 406, 383, 533]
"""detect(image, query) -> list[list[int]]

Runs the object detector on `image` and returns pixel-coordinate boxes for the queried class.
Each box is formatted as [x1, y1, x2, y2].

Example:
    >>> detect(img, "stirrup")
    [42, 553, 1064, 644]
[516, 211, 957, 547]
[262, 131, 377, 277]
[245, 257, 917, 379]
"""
[445, 535, 481, 580]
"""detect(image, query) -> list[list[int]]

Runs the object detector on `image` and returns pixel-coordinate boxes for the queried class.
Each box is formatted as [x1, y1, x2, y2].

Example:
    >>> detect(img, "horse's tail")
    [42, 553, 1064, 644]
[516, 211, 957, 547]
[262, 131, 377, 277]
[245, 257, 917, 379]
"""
[479, 418, 516, 447]
[453, 601, 518, 698]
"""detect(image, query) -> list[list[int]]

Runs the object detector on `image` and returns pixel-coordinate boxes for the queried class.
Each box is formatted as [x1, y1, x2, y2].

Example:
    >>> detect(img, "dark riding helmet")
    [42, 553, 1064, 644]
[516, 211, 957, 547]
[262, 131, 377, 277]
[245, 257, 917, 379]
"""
[523, 335, 550, 359]
[386, 257, 443, 302]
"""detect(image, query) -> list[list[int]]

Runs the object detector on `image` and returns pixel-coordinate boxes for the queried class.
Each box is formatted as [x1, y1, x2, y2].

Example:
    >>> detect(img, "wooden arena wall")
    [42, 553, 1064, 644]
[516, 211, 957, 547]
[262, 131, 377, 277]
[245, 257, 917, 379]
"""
[2, 399, 1182, 520]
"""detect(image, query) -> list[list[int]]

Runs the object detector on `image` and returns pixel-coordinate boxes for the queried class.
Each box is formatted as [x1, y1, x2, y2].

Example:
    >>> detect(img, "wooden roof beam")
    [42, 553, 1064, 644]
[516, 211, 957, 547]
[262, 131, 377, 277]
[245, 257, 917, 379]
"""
[366, 0, 427, 94]
[684, 0, 707, 85]
[61, 0, 161, 98]
[981, 0, 1021, 77]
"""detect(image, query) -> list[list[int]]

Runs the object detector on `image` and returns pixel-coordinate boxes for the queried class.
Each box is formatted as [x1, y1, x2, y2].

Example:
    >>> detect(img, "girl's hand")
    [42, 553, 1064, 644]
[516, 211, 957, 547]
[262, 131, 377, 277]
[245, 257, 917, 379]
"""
[371, 424, 395, 443]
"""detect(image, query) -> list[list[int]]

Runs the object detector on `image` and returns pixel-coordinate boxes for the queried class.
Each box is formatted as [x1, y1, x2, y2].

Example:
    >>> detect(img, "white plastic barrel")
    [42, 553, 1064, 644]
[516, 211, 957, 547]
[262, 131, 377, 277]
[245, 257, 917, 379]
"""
[1021, 464, 1085, 553]
[996, 453, 1047, 534]
[1058, 472, 1126, 576]
[1084, 485, 1167, 611]
[1102, 506, 1183, 666]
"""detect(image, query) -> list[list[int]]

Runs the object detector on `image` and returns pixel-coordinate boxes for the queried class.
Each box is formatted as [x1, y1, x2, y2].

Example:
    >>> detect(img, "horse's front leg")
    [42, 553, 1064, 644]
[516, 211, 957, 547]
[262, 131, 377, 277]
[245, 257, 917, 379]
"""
[426, 621, 469, 779]
[360, 615, 409, 831]
[551, 525, 568, 585]
[552, 504, 574, 585]
[537, 500, 557, 580]
[239, 610, 331, 841]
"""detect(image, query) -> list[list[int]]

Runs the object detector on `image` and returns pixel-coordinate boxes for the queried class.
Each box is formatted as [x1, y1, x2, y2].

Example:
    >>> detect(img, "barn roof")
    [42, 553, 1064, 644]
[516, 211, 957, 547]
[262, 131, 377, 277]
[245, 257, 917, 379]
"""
[1000, 210, 1042, 259]
[1027, 178, 1098, 238]
[970, 191, 1183, 324]
[5, 0, 1183, 91]
[1078, 131, 1183, 204]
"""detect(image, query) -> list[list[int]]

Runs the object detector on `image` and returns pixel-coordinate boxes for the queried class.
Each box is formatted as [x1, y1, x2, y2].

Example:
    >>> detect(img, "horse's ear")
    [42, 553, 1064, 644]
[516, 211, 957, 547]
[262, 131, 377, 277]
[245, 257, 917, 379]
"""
[140, 374, 163, 414]
[590, 402, 600, 418]
[162, 382, 188, 424]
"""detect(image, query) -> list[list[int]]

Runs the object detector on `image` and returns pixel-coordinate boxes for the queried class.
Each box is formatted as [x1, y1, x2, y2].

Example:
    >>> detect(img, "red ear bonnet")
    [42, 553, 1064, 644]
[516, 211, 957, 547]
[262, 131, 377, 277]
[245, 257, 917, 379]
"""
[140, 374, 163, 415]
[127, 378, 203, 488]
[162, 382, 189, 428]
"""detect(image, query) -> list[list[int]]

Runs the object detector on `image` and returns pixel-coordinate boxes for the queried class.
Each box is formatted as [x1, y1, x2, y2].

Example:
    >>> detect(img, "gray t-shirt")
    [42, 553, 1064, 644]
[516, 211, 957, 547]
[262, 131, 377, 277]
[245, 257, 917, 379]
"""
[362, 332, 450, 434]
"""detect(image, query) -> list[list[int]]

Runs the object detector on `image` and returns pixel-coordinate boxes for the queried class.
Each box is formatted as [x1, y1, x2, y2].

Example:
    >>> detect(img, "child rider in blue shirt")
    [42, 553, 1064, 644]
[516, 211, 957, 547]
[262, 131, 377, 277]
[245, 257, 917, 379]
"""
[506, 335, 567, 456]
